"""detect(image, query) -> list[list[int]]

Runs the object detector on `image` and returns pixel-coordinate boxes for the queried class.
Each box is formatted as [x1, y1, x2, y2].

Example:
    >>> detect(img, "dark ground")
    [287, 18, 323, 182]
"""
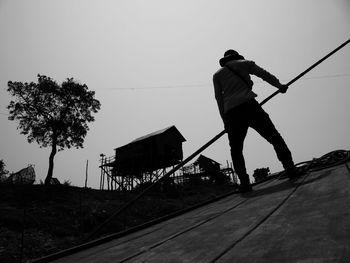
[0, 183, 236, 262]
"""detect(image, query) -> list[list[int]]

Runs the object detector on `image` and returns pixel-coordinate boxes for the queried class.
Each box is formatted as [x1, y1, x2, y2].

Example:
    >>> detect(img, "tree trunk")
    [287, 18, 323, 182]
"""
[45, 133, 57, 185]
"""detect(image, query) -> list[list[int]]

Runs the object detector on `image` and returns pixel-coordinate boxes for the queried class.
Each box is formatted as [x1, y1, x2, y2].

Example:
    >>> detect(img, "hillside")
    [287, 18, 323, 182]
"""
[0, 183, 235, 262]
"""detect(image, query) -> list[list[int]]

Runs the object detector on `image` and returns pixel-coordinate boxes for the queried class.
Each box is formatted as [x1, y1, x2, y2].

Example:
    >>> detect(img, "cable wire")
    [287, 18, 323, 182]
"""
[99, 73, 350, 91]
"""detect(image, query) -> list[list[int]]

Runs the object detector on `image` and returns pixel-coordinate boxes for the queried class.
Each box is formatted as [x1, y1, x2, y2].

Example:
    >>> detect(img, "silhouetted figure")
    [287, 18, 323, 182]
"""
[213, 50, 298, 192]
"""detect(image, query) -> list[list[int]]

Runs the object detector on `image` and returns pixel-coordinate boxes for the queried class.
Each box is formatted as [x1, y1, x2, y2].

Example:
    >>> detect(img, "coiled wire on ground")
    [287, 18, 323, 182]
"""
[296, 149, 350, 172]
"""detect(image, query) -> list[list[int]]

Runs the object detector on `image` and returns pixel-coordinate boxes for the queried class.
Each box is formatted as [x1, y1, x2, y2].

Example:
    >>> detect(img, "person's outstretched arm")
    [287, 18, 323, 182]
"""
[247, 61, 288, 93]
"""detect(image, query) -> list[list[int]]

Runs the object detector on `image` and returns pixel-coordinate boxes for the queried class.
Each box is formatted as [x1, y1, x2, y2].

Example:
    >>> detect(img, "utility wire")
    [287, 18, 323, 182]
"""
[99, 73, 350, 91]
[301, 73, 350, 80]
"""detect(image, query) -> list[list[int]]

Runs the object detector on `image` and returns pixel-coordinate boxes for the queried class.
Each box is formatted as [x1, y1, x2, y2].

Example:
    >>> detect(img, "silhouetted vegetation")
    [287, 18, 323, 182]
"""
[0, 160, 8, 175]
[0, 159, 9, 183]
[252, 167, 270, 182]
[7, 75, 101, 185]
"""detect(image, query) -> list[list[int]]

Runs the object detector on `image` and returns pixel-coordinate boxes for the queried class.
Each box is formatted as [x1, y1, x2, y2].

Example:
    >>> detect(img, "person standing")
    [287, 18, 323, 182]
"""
[213, 49, 298, 192]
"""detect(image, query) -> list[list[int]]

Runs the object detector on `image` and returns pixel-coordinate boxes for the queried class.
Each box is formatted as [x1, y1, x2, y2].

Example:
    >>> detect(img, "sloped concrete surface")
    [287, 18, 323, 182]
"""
[47, 162, 350, 262]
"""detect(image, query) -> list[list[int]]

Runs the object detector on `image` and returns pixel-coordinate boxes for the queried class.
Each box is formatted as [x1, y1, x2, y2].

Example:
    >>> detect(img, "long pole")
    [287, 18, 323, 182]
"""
[86, 38, 350, 241]
[260, 38, 350, 105]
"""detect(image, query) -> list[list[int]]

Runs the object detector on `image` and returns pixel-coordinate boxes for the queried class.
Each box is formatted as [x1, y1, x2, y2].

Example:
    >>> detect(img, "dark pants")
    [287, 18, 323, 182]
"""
[225, 99, 294, 185]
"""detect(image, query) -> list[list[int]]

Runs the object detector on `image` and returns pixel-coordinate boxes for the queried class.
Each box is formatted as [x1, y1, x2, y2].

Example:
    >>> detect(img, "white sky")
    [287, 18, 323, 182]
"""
[0, 0, 349, 188]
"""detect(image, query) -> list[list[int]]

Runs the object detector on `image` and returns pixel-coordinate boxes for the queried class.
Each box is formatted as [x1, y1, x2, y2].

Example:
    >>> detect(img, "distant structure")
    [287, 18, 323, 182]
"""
[7, 165, 35, 185]
[180, 155, 237, 186]
[49, 177, 61, 185]
[100, 126, 186, 191]
[99, 126, 238, 191]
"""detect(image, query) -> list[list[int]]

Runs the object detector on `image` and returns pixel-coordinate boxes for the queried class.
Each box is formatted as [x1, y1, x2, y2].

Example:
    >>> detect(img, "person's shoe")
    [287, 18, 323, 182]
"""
[238, 184, 253, 193]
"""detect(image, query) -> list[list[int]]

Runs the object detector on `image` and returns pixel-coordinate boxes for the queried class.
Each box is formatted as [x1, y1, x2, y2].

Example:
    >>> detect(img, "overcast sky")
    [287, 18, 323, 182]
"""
[0, 0, 349, 188]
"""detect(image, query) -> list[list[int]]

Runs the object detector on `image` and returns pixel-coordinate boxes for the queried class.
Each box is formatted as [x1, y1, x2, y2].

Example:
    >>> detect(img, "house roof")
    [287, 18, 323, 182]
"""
[194, 154, 221, 166]
[132, 125, 186, 143]
[115, 125, 186, 150]
[12, 165, 35, 176]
